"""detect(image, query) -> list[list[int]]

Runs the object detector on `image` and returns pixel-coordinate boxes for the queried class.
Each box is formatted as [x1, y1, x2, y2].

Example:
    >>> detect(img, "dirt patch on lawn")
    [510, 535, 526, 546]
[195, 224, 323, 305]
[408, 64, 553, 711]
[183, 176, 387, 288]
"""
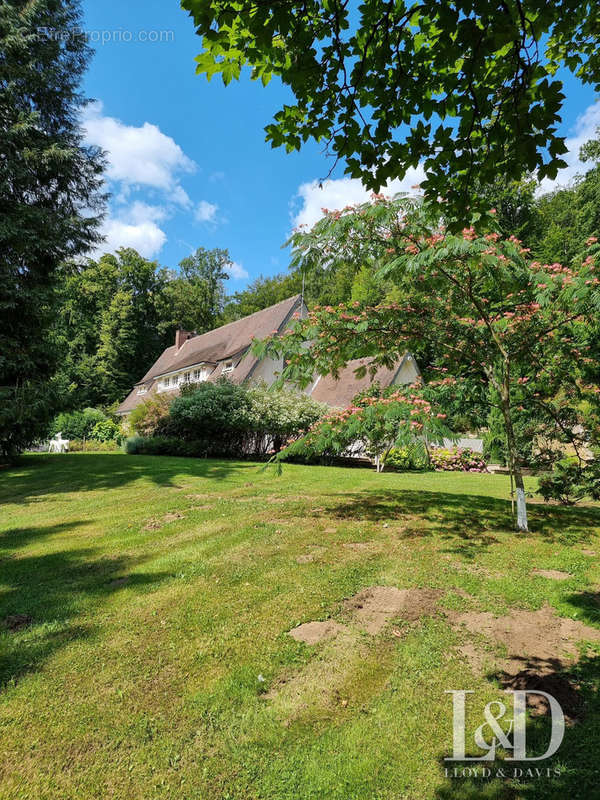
[448, 604, 600, 719]
[289, 620, 348, 644]
[2, 614, 33, 632]
[144, 511, 185, 530]
[448, 605, 600, 673]
[342, 541, 374, 552]
[109, 576, 129, 588]
[531, 568, 572, 580]
[344, 586, 443, 634]
[582, 549, 597, 556]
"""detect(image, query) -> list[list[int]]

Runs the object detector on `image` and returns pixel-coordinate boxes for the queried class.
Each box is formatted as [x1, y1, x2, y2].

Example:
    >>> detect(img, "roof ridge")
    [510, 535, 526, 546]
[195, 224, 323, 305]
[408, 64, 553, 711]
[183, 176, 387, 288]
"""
[181, 294, 302, 348]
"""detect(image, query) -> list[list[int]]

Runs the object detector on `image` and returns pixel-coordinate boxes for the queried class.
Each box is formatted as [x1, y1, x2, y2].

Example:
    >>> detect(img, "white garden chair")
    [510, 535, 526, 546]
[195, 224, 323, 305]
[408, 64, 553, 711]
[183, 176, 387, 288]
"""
[48, 432, 69, 453]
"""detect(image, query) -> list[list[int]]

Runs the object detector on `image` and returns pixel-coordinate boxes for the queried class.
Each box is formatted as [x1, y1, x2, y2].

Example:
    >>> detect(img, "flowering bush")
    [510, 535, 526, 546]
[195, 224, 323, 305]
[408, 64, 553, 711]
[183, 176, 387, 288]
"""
[277, 384, 451, 468]
[126, 382, 326, 459]
[429, 447, 488, 472]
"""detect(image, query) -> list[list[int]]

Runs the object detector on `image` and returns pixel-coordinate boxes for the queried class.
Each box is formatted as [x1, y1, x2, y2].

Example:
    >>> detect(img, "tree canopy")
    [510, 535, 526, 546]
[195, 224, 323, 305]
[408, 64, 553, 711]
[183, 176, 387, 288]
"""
[256, 198, 600, 529]
[0, 0, 105, 460]
[183, 0, 600, 216]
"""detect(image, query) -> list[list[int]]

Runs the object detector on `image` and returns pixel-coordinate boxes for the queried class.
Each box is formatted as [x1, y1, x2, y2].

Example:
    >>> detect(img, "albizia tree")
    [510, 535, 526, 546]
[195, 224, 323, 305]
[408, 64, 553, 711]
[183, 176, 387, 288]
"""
[256, 198, 600, 532]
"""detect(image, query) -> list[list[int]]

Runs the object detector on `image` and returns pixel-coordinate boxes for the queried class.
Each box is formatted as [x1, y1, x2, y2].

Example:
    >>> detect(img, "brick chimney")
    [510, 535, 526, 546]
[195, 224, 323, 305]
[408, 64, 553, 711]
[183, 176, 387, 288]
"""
[175, 329, 193, 350]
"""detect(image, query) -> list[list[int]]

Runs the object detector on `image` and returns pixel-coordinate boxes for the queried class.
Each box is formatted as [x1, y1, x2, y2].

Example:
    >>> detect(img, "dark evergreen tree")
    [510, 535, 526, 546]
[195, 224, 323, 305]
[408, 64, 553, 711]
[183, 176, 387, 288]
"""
[0, 0, 105, 459]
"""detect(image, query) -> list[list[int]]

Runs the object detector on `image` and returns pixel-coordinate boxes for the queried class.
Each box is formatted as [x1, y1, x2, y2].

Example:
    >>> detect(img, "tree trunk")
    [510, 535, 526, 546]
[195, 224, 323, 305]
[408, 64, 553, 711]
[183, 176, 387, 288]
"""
[500, 384, 528, 532]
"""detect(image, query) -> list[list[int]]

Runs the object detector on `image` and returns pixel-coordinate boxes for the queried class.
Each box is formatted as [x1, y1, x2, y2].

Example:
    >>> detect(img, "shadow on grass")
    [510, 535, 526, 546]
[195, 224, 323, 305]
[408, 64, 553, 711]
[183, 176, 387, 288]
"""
[434, 654, 600, 799]
[0, 453, 257, 504]
[323, 490, 600, 557]
[436, 589, 600, 799]
[0, 519, 172, 690]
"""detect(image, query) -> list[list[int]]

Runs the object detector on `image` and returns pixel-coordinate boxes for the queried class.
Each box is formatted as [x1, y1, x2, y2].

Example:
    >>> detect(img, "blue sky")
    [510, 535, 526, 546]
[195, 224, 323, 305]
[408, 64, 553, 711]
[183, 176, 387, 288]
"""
[81, 0, 598, 289]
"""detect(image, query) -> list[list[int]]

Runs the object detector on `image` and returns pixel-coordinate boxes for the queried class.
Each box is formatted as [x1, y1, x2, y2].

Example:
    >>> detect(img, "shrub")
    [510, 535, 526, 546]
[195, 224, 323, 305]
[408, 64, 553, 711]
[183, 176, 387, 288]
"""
[538, 458, 600, 505]
[89, 419, 122, 443]
[384, 441, 430, 471]
[48, 408, 107, 441]
[68, 439, 119, 452]
[168, 381, 252, 443]
[429, 447, 488, 472]
[128, 381, 328, 459]
[245, 384, 326, 453]
[129, 393, 173, 437]
[124, 436, 215, 459]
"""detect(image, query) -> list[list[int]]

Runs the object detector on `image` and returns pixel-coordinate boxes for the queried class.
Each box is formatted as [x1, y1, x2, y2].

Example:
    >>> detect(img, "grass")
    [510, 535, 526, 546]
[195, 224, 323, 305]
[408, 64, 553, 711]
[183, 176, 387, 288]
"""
[1, 453, 600, 799]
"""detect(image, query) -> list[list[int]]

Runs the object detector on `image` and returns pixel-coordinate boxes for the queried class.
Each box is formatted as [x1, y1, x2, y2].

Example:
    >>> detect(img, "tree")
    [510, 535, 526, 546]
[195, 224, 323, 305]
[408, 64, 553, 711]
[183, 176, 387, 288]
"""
[221, 272, 302, 323]
[183, 0, 598, 217]
[256, 197, 600, 531]
[159, 247, 231, 336]
[533, 128, 600, 266]
[0, 0, 105, 459]
[56, 249, 169, 407]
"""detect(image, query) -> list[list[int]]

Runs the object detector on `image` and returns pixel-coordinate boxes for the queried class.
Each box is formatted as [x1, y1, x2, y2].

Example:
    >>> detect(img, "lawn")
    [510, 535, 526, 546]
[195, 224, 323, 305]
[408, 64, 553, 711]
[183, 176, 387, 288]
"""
[1, 454, 600, 800]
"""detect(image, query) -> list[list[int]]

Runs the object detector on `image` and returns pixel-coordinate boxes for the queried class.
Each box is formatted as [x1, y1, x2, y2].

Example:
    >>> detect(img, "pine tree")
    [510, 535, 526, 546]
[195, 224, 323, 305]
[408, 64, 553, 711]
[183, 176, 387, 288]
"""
[0, 0, 105, 459]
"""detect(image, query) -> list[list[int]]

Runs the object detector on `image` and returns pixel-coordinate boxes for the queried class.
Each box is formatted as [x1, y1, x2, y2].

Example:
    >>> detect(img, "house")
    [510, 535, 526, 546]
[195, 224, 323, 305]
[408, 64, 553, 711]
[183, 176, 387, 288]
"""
[115, 295, 420, 416]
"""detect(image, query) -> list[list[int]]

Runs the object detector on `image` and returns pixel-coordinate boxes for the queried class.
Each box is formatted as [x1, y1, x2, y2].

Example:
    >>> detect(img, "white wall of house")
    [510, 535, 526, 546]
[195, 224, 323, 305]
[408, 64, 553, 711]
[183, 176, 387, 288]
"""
[392, 355, 420, 386]
[248, 355, 284, 386]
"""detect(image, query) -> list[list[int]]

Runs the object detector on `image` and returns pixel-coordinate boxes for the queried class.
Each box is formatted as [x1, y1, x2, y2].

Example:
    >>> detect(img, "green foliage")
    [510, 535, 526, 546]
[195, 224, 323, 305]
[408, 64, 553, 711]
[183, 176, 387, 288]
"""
[538, 458, 600, 505]
[129, 394, 174, 437]
[68, 439, 119, 452]
[245, 383, 326, 447]
[278, 387, 451, 465]
[167, 381, 253, 442]
[0, 0, 105, 459]
[533, 136, 600, 266]
[88, 419, 122, 443]
[158, 247, 231, 336]
[128, 382, 327, 459]
[124, 436, 216, 458]
[182, 0, 599, 219]
[222, 272, 302, 323]
[257, 197, 600, 530]
[384, 442, 430, 472]
[49, 408, 107, 441]
[429, 448, 488, 473]
[54, 246, 233, 410]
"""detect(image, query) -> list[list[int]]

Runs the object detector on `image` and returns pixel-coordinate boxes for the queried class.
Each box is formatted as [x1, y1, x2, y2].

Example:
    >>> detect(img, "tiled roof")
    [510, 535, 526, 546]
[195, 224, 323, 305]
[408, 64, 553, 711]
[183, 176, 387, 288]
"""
[309, 357, 408, 407]
[117, 295, 303, 413]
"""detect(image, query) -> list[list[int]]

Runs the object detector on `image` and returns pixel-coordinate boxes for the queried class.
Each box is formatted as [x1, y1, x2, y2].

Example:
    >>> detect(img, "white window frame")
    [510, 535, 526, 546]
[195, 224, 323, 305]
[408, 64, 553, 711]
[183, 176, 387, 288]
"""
[222, 360, 234, 374]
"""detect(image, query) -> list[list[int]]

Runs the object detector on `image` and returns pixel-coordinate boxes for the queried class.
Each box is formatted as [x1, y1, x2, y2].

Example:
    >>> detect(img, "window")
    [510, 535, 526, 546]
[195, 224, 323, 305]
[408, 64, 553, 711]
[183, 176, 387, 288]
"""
[222, 360, 234, 374]
[136, 386, 148, 396]
[193, 367, 208, 382]
[164, 377, 170, 387]
[181, 372, 190, 384]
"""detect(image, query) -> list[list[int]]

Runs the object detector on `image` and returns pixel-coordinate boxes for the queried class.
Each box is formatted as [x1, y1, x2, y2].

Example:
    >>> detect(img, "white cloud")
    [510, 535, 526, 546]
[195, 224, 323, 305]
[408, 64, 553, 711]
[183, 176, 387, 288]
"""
[538, 101, 600, 195]
[226, 261, 249, 280]
[98, 219, 167, 259]
[195, 200, 219, 224]
[83, 101, 195, 201]
[126, 202, 168, 225]
[292, 166, 426, 230]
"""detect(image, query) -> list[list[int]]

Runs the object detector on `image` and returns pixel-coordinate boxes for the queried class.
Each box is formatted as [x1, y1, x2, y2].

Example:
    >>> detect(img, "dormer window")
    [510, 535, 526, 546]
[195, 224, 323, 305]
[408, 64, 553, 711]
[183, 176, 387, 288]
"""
[222, 360, 233, 374]
[136, 386, 148, 396]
